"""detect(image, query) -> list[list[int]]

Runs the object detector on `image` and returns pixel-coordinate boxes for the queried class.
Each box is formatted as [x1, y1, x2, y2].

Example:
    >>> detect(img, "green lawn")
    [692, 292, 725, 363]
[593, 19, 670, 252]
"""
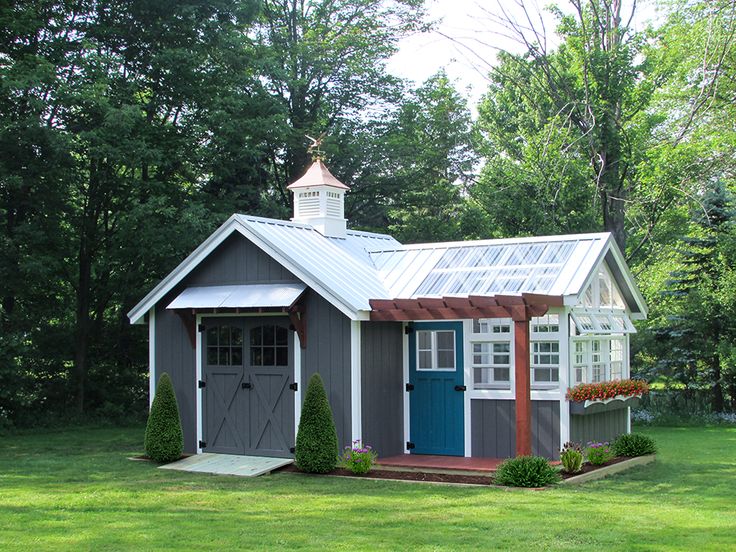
[0, 426, 734, 551]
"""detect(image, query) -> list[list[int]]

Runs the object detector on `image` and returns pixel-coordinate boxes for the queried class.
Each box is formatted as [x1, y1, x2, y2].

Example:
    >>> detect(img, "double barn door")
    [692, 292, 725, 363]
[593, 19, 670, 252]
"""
[202, 318, 295, 458]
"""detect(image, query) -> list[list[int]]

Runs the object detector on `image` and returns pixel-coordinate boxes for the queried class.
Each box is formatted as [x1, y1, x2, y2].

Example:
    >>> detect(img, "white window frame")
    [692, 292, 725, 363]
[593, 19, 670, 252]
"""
[569, 334, 628, 384]
[416, 329, 456, 371]
[531, 341, 560, 387]
[470, 319, 512, 389]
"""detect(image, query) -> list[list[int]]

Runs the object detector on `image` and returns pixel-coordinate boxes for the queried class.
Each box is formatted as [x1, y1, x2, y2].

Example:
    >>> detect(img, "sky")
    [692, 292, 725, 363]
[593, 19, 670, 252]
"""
[386, 0, 660, 109]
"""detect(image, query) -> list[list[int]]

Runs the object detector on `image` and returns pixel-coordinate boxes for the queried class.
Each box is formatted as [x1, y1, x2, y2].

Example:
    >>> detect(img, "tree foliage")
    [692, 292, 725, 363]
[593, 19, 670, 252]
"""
[295, 373, 338, 473]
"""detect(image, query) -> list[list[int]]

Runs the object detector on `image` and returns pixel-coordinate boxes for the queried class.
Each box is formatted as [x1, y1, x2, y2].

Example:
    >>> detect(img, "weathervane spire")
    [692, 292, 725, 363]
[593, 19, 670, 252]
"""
[305, 133, 326, 161]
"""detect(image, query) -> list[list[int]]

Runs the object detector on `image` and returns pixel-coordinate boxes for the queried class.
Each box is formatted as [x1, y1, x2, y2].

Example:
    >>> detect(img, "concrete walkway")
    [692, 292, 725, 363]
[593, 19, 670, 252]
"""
[160, 453, 293, 477]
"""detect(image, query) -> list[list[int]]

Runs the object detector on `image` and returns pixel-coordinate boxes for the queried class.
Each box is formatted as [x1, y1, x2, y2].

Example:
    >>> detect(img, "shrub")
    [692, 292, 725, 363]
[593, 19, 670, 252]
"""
[613, 433, 657, 457]
[560, 442, 584, 474]
[585, 442, 614, 466]
[494, 456, 561, 487]
[566, 379, 649, 402]
[295, 373, 338, 473]
[339, 440, 378, 475]
[144, 373, 183, 463]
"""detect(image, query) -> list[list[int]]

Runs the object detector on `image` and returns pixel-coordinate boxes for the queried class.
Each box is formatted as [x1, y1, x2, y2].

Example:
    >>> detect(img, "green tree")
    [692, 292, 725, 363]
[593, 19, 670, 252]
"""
[296, 373, 338, 473]
[145, 372, 184, 462]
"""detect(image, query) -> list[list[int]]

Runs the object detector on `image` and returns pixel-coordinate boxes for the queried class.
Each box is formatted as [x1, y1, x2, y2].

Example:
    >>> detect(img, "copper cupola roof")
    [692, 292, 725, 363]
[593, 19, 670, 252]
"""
[286, 160, 350, 190]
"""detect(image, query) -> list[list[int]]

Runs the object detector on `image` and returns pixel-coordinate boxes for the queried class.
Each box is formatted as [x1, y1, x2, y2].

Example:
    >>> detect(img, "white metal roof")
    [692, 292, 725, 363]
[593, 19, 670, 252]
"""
[369, 233, 610, 299]
[129, 215, 646, 324]
[167, 283, 306, 310]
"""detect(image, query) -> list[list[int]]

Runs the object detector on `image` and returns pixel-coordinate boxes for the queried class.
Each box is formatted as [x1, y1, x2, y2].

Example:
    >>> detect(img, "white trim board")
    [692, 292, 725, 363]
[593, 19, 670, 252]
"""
[148, 307, 156, 408]
[350, 320, 362, 443]
[196, 313, 203, 454]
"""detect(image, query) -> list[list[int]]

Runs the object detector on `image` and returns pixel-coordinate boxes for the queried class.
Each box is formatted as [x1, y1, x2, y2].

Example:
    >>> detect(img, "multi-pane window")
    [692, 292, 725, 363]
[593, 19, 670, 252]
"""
[532, 342, 559, 383]
[591, 339, 604, 382]
[472, 342, 511, 388]
[573, 341, 587, 384]
[206, 325, 243, 366]
[531, 314, 560, 333]
[250, 325, 289, 366]
[472, 319, 510, 335]
[417, 330, 455, 370]
[609, 339, 623, 379]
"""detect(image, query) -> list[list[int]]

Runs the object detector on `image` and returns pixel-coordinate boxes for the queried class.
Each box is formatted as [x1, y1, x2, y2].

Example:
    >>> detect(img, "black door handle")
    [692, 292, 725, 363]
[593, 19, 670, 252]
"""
[454, 385, 467, 392]
[242, 382, 253, 389]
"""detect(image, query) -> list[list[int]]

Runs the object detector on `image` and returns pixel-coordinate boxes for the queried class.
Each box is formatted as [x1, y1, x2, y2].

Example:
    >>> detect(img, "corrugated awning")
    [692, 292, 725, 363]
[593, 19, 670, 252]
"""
[167, 283, 306, 310]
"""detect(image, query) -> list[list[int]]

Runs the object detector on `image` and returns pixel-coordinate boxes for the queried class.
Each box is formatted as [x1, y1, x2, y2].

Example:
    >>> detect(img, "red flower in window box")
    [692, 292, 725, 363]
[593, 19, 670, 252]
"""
[565, 379, 649, 402]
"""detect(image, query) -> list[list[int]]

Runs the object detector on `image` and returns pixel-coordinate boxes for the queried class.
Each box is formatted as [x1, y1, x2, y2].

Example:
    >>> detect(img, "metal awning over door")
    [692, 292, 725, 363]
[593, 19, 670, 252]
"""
[167, 283, 306, 310]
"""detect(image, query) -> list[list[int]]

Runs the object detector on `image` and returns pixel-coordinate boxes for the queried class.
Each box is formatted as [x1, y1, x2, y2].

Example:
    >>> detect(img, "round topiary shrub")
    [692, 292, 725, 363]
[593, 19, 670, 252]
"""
[613, 433, 657, 457]
[494, 455, 561, 487]
[144, 373, 183, 463]
[295, 373, 338, 473]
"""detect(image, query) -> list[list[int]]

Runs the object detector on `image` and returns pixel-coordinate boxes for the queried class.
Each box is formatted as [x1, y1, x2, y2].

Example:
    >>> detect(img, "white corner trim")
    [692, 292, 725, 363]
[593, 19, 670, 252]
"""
[148, 307, 156, 408]
[294, 330, 302, 442]
[463, 320, 472, 457]
[403, 323, 410, 453]
[350, 320, 362, 443]
[559, 310, 571, 448]
[195, 313, 203, 454]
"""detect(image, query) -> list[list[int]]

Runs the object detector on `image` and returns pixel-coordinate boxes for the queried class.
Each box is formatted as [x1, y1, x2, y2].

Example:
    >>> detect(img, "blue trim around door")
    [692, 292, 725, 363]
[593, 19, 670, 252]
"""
[408, 321, 464, 456]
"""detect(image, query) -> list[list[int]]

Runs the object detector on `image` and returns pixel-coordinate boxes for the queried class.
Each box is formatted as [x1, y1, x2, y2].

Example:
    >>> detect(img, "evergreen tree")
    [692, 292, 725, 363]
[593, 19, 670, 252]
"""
[144, 373, 184, 463]
[295, 374, 338, 473]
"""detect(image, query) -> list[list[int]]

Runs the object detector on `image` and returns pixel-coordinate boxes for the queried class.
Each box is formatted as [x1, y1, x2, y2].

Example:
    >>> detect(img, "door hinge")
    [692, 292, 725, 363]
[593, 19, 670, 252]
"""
[405, 383, 414, 392]
[199, 440, 206, 449]
[289, 382, 298, 391]
[404, 325, 414, 335]
[198, 323, 206, 333]
[198, 380, 206, 388]
[406, 441, 415, 450]
[241, 382, 253, 389]
[454, 385, 467, 392]
[289, 447, 296, 454]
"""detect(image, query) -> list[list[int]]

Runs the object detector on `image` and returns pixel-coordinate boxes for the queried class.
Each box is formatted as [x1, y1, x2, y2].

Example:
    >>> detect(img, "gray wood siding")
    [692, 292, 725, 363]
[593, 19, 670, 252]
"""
[152, 233, 301, 454]
[187, 233, 299, 286]
[471, 400, 561, 459]
[570, 409, 629, 445]
[301, 290, 352, 449]
[360, 321, 404, 457]
[155, 302, 197, 453]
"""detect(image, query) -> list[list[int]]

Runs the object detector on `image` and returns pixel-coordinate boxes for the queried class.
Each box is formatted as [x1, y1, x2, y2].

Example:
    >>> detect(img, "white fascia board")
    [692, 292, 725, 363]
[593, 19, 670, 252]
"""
[128, 215, 241, 324]
[231, 220, 360, 320]
[564, 235, 611, 297]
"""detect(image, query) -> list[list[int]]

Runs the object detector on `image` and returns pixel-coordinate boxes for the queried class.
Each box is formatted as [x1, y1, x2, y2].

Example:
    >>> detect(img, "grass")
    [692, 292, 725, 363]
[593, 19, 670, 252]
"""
[0, 426, 734, 550]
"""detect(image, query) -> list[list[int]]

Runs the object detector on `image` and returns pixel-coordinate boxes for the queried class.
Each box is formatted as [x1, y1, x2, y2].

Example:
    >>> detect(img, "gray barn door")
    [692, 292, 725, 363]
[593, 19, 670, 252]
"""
[203, 319, 295, 457]
[244, 323, 295, 458]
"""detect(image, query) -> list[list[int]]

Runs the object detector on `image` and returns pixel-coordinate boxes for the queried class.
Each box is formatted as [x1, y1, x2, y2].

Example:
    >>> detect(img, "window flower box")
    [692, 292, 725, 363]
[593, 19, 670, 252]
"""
[566, 379, 648, 416]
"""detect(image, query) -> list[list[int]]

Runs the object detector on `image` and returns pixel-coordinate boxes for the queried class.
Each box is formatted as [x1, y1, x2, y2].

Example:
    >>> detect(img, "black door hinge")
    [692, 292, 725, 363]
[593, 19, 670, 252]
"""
[289, 446, 296, 454]
[198, 380, 206, 388]
[454, 385, 467, 392]
[289, 382, 298, 391]
[405, 383, 414, 392]
[242, 382, 253, 389]
[198, 323, 206, 332]
[406, 441, 415, 450]
[404, 325, 414, 335]
[199, 440, 206, 449]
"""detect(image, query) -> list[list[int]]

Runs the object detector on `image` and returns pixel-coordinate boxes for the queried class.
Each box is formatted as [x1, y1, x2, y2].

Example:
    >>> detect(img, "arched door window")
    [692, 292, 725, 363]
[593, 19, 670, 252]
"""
[250, 325, 289, 366]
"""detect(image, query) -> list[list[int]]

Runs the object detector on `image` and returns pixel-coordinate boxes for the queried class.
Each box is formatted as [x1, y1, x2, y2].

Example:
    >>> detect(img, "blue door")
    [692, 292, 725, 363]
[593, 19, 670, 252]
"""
[409, 321, 464, 456]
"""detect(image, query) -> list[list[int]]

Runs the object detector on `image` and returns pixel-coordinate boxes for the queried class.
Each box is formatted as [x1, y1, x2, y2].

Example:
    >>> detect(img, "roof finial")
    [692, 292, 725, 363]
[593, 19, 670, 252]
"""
[306, 133, 326, 161]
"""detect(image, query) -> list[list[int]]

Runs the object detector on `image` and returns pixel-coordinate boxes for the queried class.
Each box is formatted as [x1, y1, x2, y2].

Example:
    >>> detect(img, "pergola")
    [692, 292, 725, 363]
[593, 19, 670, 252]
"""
[369, 293, 565, 457]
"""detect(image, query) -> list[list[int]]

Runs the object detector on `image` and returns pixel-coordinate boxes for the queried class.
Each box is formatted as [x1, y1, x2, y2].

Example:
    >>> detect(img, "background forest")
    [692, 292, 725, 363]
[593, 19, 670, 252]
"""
[1, 0, 735, 428]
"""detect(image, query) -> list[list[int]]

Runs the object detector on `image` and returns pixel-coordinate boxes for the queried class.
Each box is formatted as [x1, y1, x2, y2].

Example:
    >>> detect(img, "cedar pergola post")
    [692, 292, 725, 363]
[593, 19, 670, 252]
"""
[513, 315, 532, 456]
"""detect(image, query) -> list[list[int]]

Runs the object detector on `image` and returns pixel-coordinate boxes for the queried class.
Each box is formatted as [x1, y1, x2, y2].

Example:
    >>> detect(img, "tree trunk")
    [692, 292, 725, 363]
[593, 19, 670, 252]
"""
[710, 354, 725, 413]
[74, 232, 93, 414]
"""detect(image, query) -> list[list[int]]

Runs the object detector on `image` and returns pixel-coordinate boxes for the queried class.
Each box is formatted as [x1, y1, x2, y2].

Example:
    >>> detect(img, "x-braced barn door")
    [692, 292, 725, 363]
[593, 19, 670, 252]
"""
[202, 319, 295, 457]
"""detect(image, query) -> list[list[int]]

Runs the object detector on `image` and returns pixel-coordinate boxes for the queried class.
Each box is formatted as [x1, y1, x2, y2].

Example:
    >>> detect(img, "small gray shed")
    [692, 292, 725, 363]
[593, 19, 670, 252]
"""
[129, 160, 647, 460]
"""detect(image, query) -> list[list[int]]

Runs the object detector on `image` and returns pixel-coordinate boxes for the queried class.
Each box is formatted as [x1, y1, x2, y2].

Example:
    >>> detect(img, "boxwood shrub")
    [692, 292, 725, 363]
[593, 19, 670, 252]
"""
[144, 373, 183, 463]
[613, 433, 657, 457]
[295, 373, 338, 473]
[494, 455, 561, 487]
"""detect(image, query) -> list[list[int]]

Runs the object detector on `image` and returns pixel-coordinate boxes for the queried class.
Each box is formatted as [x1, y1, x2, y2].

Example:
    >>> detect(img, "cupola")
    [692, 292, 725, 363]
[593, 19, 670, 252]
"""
[287, 159, 349, 238]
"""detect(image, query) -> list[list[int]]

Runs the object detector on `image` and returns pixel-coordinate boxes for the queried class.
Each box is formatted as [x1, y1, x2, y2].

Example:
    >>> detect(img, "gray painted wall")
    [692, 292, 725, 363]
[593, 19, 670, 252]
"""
[570, 408, 629, 445]
[154, 233, 299, 453]
[360, 321, 404, 458]
[471, 400, 561, 459]
[301, 289, 352, 450]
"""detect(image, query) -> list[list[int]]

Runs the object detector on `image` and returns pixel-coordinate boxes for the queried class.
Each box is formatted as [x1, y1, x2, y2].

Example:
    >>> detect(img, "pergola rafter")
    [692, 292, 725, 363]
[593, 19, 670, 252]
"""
[369, 293, 564, 457]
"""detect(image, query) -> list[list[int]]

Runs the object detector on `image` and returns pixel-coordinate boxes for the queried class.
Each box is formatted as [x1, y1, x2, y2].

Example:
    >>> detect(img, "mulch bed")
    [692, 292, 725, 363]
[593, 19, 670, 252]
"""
[277, 464, 493, 485]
